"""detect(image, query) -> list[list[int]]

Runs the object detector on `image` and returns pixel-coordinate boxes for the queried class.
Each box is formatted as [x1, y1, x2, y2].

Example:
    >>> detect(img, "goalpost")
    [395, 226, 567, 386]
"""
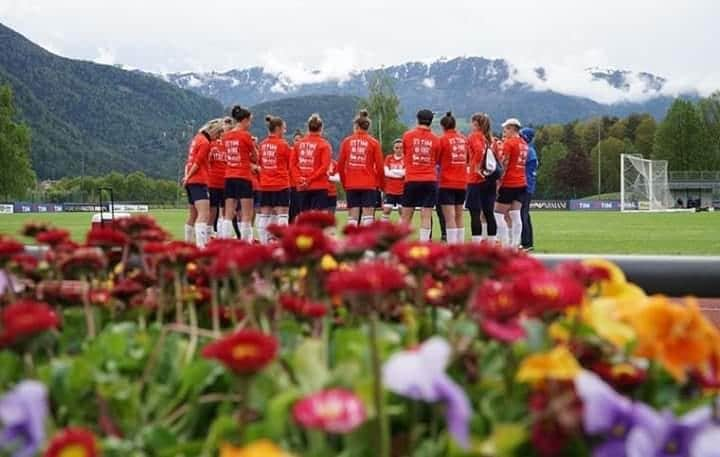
[620, 154, 674, 212]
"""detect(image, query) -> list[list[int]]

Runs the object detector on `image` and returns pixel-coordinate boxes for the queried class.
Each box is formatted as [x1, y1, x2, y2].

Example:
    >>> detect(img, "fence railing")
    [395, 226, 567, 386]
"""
[669, 171, 720, 182]
[537, 254, 720, 297]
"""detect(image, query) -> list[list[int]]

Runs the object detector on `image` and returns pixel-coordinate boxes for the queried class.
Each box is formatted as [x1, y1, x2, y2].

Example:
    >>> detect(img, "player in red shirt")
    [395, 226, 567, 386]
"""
[221, 105, 257, 241]
[466, 113, 499, 243]
[400, 109, 441, 241]
[326, 159, 340, 214]
[338, 110, 384, 227]
[495, 118, 529, 247]
[289, 129, 304, 223]
[207, 117, 235, 239]
[381, 139, 405, 222]
[290, 114, 332, 213]
[182, 118, 225, 247]
[437, 112, 468, 244]
[256, 115, 291, 243]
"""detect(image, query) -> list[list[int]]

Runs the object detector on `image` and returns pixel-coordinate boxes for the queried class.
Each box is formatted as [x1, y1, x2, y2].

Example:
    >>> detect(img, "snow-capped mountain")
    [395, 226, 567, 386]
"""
[164, 57, 687, 124]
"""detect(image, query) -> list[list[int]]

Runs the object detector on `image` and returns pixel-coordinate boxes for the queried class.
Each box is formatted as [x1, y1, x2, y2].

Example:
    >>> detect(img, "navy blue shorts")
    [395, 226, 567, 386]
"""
[209, 187, 224, 207]
[465, 182, 496, 210]
[346, 189, 377, 209]
[497, 186, 527, 204]
[259, 189, 290, 207]
[253, 191, 261, 208]
[297, 189, 329, 212]
[186, 184, 209, 204]
[326, 196, 337, 210]
[224, 178, 253, 200]
[402, 181, 438, 208]
[438, 188, 467, 206]
[384, 194, 402, 207]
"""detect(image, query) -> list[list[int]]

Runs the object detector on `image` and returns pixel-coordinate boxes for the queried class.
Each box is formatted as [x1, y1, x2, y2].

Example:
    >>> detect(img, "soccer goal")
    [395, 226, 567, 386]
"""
[620, 154, 673, 212]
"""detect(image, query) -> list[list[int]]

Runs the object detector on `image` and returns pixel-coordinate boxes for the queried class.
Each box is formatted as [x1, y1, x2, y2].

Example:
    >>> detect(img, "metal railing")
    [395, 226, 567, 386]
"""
[669, 171, 720, 182]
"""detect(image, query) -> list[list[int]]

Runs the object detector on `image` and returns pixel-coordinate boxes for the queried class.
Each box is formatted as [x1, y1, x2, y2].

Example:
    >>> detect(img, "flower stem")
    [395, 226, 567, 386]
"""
[81, 276, 96, 339]
[173, 270, 184, 324]
[369, 311, 390, 457]
[210, 278, 220, 337]
[185, 301, 198, 365]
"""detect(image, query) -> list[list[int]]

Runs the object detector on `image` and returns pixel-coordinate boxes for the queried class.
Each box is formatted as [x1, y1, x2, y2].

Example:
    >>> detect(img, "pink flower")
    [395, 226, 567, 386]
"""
[293, 388, 367, 434]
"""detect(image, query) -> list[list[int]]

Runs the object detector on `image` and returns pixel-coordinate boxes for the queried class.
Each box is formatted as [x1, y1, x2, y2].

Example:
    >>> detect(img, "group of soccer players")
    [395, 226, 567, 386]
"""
[181, 106, 537, 249]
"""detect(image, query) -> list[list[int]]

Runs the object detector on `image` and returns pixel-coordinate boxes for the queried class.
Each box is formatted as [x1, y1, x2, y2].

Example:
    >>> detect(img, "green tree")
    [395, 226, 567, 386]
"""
[535, 142, 568, 198]
[607, 118, 627, 140]
[697, 92, 720, 168]
[634, 116, 657, 158]
[590, 137, 626, 194]
[358, 73, 407, 153]
[655, 99, 716, 171]
[0, 85, 36, 199]
[554, 150, 594, 198]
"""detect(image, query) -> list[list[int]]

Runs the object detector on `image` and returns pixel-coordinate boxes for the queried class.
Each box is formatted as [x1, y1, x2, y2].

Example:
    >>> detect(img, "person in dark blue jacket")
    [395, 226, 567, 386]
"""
[519, 128, 538, 250]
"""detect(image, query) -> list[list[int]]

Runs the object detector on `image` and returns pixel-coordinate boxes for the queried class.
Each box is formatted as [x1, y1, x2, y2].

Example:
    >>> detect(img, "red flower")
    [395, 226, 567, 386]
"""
[207, 305, 246, 322]
[391, 241, 450, 272]
[494, 255, 546, 278]
[280, 225, 330, 263]
[89, 288, 112, 306]
[44, 427, 98, 457]
[0, 237, 24, 265]
[279, 295, 327, 318]
[342, 221, 412, 253]
[293, 388, 367, 434]
[86, 227, 128, 248]
[207, 243, 274, 279]
[295, 210, 336, 228]
[148, 241, 199, 267]
[116, 214, 159, 235]
[21, 221, 51, 238]
[448, 242, 510, 271]
[59, 247, 108, 278]
[556, 261, 611, 286]
[35, 229, 71, 247]
[531, 419, 570, 457]
[129, 289, 159, 311]
[326, 261, 407, 296]
[513, 272, 585, 316]
[7, 253, 40, 277]
[201, 329, 278, 374]
[590, 361, 648, 390]
[0, 299, 59, 347]
[471, 280, 526, 342]
[37, 280, 86, 304]
[136, 228, 169, 243]
[111, 278, 144, 301]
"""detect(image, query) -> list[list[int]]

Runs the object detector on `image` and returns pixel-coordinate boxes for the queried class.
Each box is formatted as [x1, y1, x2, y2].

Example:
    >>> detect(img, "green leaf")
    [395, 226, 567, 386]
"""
[264, 388, 301, 439]
[291, 338, 329, 393]
[0, 350, 21, 388]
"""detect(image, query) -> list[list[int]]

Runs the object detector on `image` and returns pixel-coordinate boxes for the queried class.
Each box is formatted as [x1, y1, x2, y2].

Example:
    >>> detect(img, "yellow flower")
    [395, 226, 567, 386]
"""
[581, 297, 636, 348]
[296, 235, 314, 251]
[516, 346, 581, 384]
[320, 254, 338, 271]
[548, 321, 570, 343]
[583, 259, 645, 302]
[625, 296, 719, 382]
[220, 440, 293, 457]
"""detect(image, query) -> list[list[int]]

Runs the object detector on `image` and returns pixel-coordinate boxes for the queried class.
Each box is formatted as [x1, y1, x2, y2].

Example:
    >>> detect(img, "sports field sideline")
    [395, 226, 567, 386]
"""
[1, 210, 718, 255]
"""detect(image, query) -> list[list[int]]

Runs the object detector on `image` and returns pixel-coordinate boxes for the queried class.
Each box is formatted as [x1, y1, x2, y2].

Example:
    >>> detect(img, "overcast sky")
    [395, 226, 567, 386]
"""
[1, 0, 718, 96]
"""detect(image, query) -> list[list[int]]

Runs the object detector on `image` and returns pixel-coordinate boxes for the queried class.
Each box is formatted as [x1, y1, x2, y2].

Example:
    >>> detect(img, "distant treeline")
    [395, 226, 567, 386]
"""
[39, 172, 180, 204]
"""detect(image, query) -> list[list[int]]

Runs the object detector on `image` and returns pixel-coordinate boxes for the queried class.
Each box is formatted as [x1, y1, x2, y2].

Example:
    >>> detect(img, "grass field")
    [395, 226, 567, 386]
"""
[1, 210, 719, 255]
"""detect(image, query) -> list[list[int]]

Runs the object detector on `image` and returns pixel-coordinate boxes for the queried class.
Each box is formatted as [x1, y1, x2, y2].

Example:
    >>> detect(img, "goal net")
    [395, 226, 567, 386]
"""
[620, 154, 673, 211]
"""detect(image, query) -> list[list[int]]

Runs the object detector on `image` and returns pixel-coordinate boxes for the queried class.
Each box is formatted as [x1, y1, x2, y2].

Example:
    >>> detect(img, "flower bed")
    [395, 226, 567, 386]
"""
[1, 213, 719, 457]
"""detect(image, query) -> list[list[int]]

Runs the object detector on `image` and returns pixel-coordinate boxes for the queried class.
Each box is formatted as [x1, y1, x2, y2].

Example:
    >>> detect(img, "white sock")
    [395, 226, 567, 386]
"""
[277, 214, 289, 226]
[457, 227, 465, 244]
[446, 228, 456, 244]
[205, 223, 213, 241]
[347, 219, 358, 228]
[381, 213, 390, 222]
[184, 224, 195, 243]
[256, 214, 270, 244]
[495, 213, 509, 246]
[220, 219, 234, 239]
[240, 222, 253, 242]
[419, 228, 431, 241]
[481, 223, 488, 239]
[361, 215, 374, 226]
[487, 235, 497, 243]
[472, 235, 482, 243]
[510, 210, 522, 248]
[194, 223, 208, 248]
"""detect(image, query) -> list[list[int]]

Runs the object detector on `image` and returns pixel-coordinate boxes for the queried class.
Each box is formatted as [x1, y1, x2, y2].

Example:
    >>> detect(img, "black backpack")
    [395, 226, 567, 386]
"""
[480, 144, 503, 182]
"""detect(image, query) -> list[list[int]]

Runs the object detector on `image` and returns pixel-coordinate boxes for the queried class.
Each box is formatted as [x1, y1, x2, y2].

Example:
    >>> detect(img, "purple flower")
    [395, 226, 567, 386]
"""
[382, 337, 472, 449]
[0, 380, 47, 457]
[576, 370, 712, 457]
[692, 426, 720, 457]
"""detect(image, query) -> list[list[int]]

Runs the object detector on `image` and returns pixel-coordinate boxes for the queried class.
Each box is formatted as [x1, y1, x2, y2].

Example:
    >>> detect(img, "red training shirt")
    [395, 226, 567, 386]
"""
[258, 134, 291, 191]
[402, 127, 440, 182]
[337, 131, 384, 191]
[501, 136, 529, 188]
[223, 129, 255, 181]
[184, 133, 211, 185]
[290, 132, 332, 191]
[467, 132, 489, 185]
[327, 159, 339, 197]
[438, 129, 468, 189]
[207, 138, 226, 189]
[384, 154, 405, 195]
